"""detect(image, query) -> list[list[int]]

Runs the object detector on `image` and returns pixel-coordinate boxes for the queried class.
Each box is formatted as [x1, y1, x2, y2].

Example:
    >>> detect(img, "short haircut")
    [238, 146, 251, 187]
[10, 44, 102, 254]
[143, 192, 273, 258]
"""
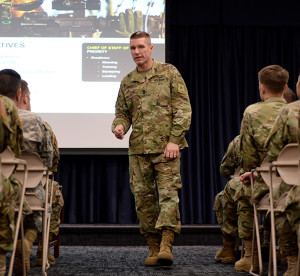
[130, 31, 151, 45]
[283, 87, 296, 103]
[21, 80, 29, 98]
[258, 65, 289, 94]
[0, 69, 21, 99]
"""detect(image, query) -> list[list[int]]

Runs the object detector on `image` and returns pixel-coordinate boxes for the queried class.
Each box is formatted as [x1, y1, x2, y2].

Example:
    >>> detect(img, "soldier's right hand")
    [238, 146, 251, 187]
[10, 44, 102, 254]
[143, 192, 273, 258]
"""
[114, 124, 125, 139]
[240, 171, 257, 187]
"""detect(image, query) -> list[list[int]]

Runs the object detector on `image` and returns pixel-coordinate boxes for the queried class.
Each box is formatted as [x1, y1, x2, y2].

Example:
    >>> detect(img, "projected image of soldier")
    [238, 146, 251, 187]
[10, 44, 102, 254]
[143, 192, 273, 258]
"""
[0, 0, 165, 37]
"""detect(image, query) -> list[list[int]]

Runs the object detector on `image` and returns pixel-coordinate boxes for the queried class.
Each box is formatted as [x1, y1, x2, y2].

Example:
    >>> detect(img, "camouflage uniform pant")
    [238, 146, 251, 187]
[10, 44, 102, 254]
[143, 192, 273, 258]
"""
[213, 177, 239, 238]
[0, 177, 14, 252]
[0, 176, 34, 252]
[282, 185, 300, 256]
[272, 182, 297, 257]
[129, 153, 182, 235]
[49, 181, 64, 236]
[214, 176, 254, 240]
[237, 180, 297, 256]
[23, 182, 45, 233]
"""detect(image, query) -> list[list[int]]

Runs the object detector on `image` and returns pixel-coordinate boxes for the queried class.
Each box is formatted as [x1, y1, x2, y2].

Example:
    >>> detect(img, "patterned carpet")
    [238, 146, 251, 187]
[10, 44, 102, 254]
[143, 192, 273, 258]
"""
[22, 245, 287, 276]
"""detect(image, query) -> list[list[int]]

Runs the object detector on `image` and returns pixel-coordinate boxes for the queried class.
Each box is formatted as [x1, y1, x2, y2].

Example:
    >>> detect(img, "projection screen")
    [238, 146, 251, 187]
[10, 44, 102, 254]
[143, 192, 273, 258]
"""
[0, 0, 165, 149]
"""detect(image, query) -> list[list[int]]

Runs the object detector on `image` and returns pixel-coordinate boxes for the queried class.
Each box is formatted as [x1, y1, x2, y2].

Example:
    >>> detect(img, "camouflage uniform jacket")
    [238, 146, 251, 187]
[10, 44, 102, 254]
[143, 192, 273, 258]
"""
[265, 100, 300, 201]
[0, 95, 23, 155]
[112, 60, 192, 155]
[240, 97, 286, 172]
[44, 121, 60, 173]
[220, 135, 241, 180]
[18, 109, 53, 168]
[265, 100, 300, 162]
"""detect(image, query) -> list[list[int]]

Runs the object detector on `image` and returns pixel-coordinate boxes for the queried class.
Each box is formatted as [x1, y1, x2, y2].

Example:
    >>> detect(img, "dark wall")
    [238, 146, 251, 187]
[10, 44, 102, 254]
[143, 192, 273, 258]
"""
[56, 0, 300, 224]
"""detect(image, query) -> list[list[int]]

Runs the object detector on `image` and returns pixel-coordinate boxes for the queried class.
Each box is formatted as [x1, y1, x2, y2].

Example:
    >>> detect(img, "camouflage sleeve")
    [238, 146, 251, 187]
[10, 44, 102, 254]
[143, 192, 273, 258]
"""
[168, 66, 192, 145]
[220, 136, 240, 179]
[240, 111, 259, 171]
[44, 121, 60, 172]
[111, 85, 132, 134]
[265, 108, 289, 162]
[10, 105, 24, 156]
[39, 123, 54, 168]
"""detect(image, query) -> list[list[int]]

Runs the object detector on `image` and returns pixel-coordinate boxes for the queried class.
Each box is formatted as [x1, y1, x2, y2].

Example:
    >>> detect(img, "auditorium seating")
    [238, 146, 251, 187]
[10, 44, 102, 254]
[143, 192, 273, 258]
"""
[250, 143, 300, 276]
[15, 152, 54, 276]
[0, 147, 28, 276]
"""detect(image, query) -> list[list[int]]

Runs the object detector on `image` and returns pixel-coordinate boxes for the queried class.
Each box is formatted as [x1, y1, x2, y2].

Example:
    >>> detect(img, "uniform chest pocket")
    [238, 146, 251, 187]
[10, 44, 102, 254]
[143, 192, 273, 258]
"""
[124, 89, 142, 112]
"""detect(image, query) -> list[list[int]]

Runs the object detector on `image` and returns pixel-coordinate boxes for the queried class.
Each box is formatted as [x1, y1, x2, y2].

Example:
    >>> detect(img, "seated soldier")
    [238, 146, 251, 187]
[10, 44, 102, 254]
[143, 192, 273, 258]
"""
[235, 65, 288, 272]
[18, 80, 64, 266]
[0, 70, 54, 274]
[0, 69, 24, 276]
[264, 73, 300, 275]
[214, 135, 241, 264]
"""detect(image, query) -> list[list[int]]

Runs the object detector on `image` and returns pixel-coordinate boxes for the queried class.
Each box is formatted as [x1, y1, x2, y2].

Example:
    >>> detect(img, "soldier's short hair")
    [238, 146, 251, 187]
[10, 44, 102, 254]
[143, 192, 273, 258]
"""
[258, 65, 289, 94]
[21, 80, 29, 98]
[130, 31, 151, 45]
[0, 69, 21, 99]
[283, 87, 296, 103]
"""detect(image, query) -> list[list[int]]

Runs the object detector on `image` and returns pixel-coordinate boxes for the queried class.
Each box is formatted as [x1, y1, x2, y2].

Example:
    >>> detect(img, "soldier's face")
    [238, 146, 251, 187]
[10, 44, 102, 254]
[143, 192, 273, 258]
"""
[130, 38, 153, 69]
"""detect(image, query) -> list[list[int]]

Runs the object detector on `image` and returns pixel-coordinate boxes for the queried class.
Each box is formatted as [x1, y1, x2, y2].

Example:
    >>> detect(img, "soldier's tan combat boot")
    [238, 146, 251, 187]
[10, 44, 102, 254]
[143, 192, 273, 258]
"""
[36, 237, 55, 267]
[13, 229, 37, 274]
[0, 250, 6, 276]
[215, 234, 236, 264]
[283, 255, 298, 276]
[144, 234, 160, 266]
[157, 229, 175, 266]
[235, 239, 258, 272]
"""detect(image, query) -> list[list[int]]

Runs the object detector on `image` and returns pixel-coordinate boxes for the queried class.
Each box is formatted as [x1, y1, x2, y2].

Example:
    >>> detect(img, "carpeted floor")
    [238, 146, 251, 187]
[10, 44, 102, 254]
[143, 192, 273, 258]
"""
[20, 245, 287, 276]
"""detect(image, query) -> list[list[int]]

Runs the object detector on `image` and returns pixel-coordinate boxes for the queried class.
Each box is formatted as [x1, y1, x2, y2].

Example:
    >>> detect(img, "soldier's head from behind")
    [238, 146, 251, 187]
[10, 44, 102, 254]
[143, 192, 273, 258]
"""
[0, 69, 22, 104]
[18, 80, 31, 111]
[130, 31, 153, 72]
[258, 65, 289, 101]
[283, 87, 296, 103]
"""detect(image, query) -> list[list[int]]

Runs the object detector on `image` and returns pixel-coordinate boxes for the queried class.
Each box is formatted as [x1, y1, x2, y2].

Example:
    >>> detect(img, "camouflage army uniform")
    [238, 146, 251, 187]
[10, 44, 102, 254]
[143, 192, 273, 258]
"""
[0, 0, 12, 20]
[265, 101, 300, 257]
[214, 135, 241, 238]
[44, 121, 64, 237]
[0, 95, 28, 253]
[238, 97, 286, 240]
[112, 60, 192, 235]
[284, 110, 300, 247]
[18, 109, 53, 233]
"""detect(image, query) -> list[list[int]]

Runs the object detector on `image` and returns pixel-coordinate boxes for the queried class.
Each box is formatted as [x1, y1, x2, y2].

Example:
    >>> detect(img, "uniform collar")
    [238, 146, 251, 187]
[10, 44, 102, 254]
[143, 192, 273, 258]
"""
[130, 59, 159, 82]
[264, 97, 286, 103]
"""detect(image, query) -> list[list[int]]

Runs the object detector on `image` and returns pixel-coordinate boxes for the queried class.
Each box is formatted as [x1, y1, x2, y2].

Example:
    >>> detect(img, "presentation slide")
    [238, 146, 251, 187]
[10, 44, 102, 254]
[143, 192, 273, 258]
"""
[0, 0, 165, 149]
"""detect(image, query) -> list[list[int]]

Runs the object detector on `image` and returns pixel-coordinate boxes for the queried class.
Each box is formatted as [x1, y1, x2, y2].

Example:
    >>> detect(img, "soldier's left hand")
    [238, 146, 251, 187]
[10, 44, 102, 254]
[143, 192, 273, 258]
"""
[164, 142, 179, 161]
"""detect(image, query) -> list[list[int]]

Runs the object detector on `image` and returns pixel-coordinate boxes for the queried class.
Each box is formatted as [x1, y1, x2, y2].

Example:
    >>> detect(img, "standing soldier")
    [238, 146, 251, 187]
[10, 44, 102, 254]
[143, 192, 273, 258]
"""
[112, 31, 192, 266]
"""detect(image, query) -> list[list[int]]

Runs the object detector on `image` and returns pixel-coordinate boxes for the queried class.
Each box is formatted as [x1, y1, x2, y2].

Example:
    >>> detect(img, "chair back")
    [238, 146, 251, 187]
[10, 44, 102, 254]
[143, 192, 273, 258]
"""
[0, 147, 17, 178]
[14, 152, 45, 189]
[257, 157, 282, 187]
[275, 143, 300, 185]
